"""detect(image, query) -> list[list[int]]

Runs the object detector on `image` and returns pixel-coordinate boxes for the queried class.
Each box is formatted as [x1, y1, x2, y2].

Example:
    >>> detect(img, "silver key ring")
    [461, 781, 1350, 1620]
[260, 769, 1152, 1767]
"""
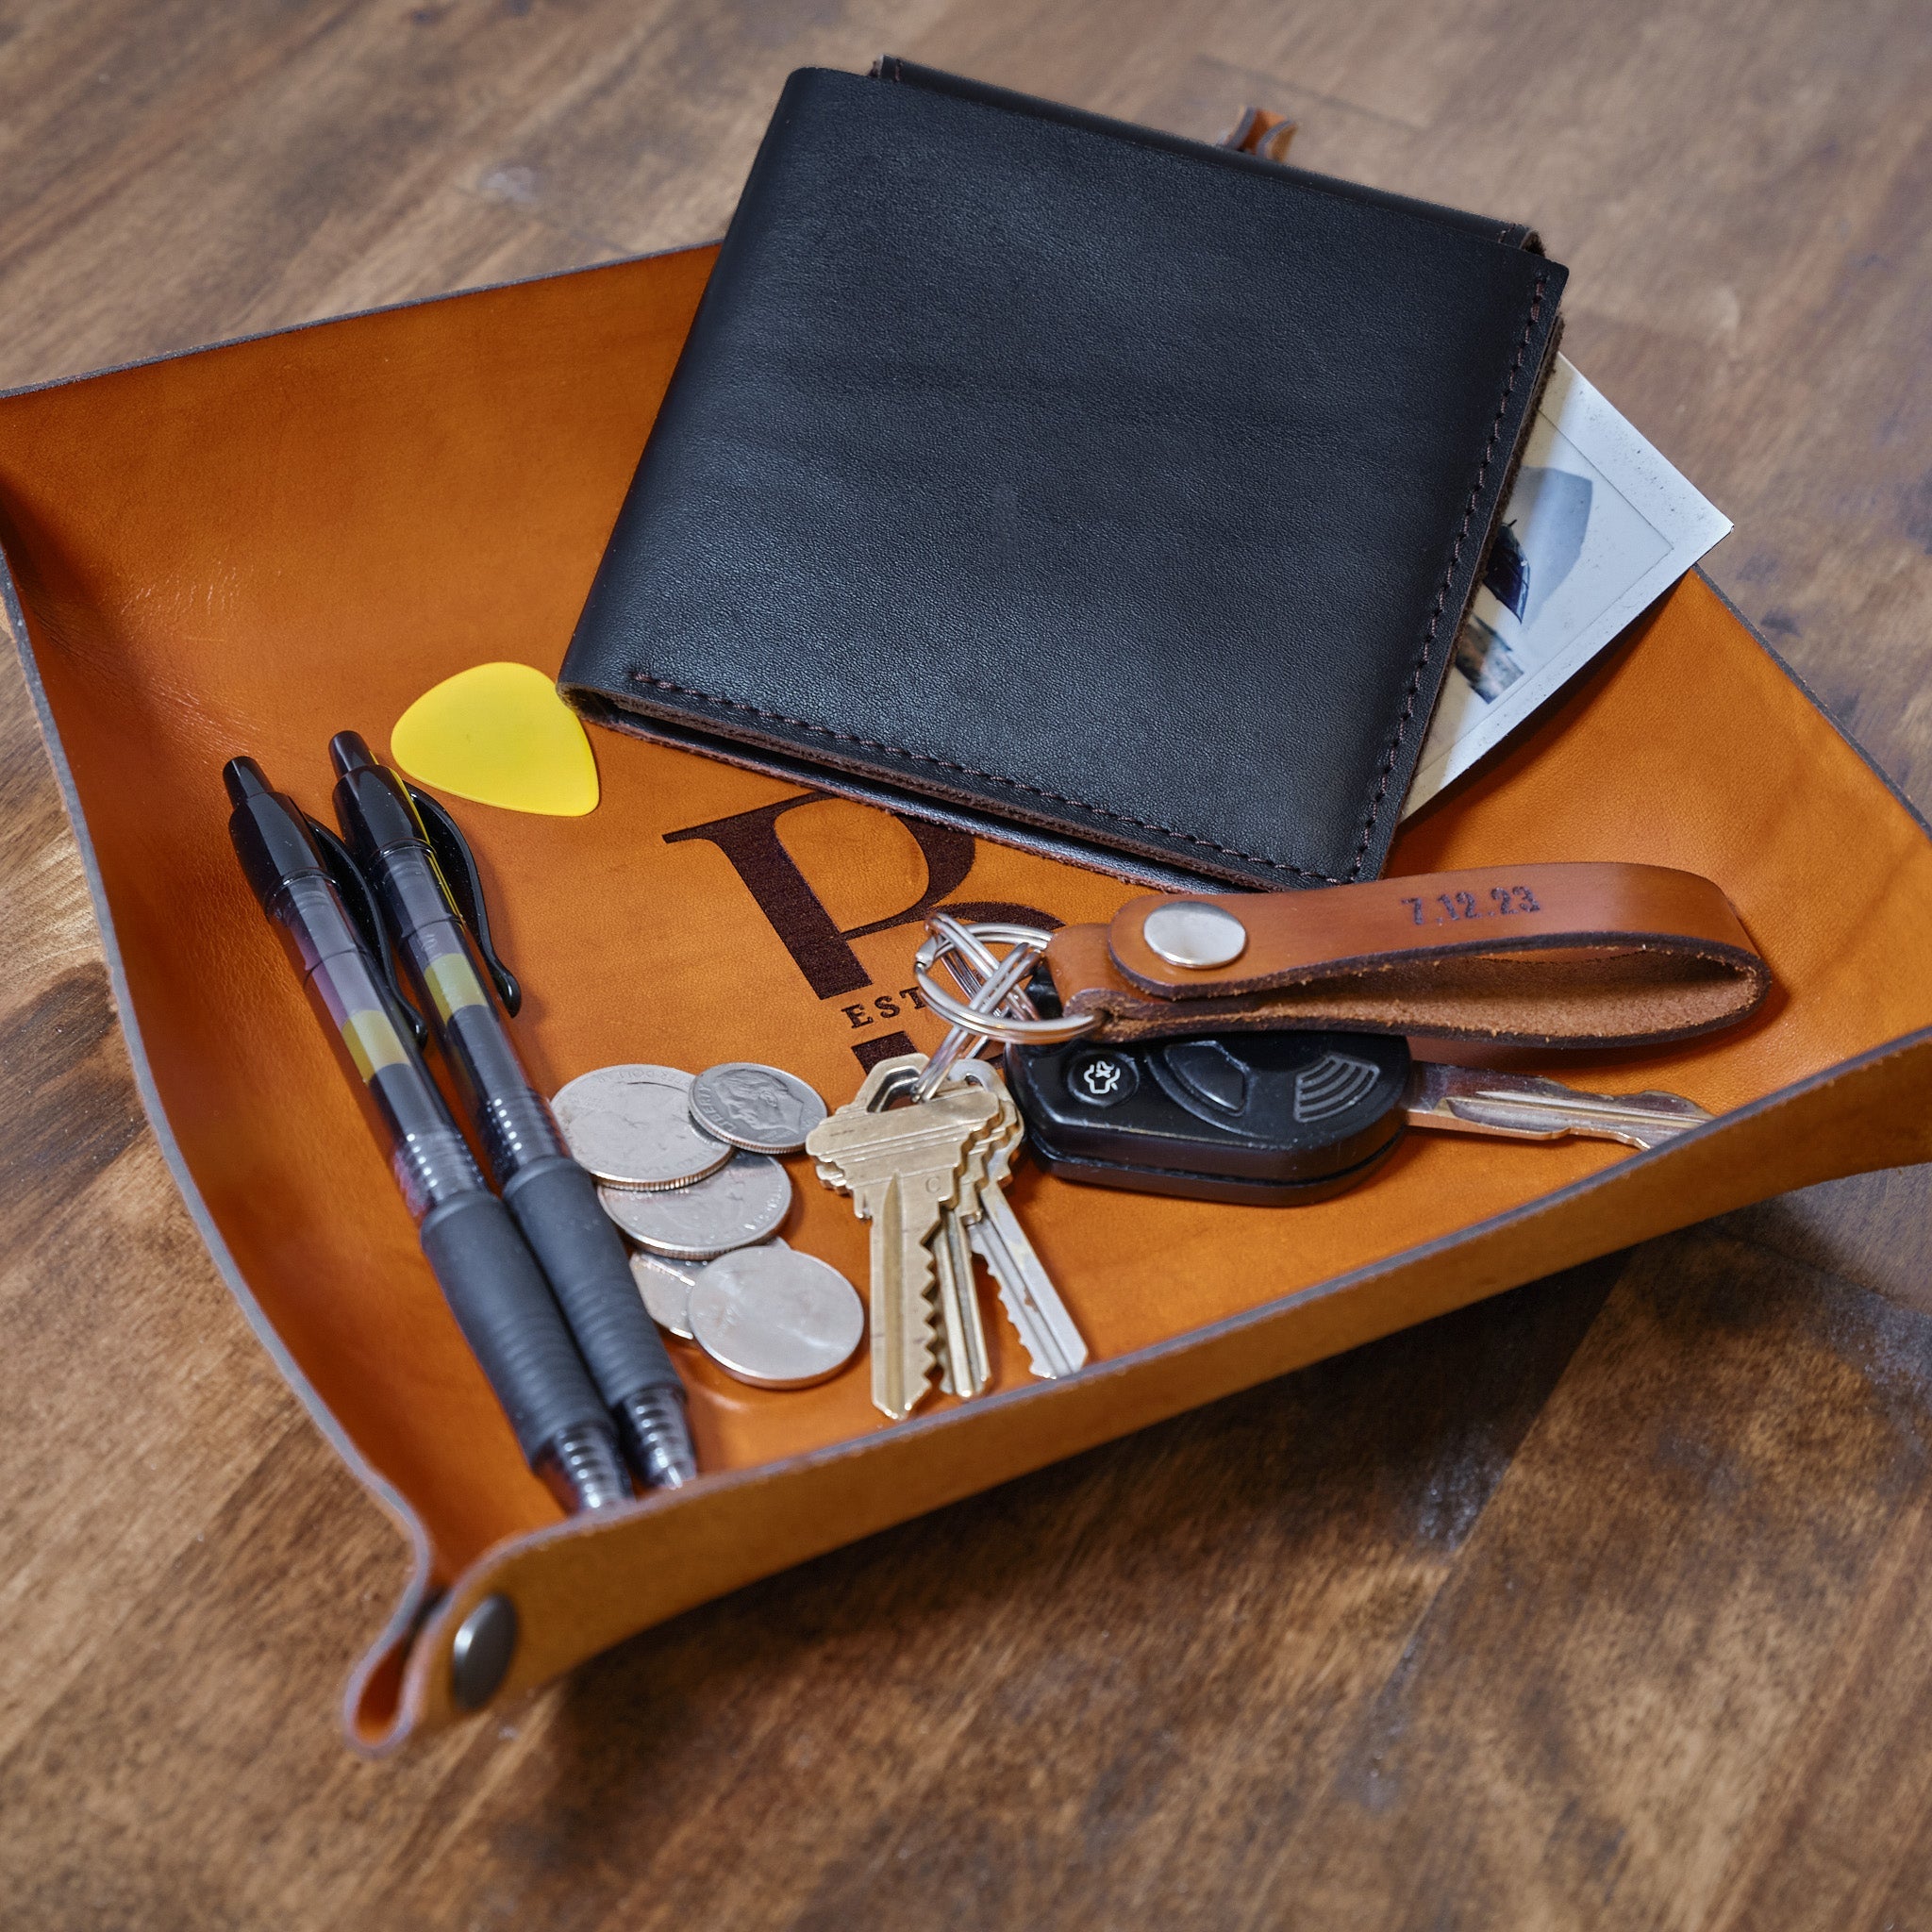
[912, 920, 1100, 1046]
[925, 912, 1044, 1023]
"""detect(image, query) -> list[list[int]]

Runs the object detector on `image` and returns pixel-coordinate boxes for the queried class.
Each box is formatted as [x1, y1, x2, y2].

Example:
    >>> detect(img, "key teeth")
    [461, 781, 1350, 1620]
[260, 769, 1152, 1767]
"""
[991, 1270, 1084, 1380]
[931, 1208, 993, 1400]
[913, 1292, 940, 1397]
[829, 1052, 1064, 1416]
[896, 1239, 941, 1420]
[989, 1277, 1041, 1368]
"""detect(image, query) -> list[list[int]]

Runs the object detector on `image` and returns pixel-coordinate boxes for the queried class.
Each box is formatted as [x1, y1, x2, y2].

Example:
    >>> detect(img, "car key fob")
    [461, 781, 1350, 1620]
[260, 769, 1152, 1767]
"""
[964, 941, 1713, 1208]
[1005, 1030, 1413, 1205]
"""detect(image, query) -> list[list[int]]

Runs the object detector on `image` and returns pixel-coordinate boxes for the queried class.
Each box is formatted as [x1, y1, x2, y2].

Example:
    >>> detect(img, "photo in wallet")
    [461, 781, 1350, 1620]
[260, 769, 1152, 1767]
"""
[1403, 357, 1731, 815]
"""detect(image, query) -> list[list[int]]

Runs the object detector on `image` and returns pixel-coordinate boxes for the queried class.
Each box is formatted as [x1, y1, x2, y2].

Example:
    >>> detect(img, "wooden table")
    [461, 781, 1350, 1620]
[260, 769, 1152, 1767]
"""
[3, 1, 1929, 1924]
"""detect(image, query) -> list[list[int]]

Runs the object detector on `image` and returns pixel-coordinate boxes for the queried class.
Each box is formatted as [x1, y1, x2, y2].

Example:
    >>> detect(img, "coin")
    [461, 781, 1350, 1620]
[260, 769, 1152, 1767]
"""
[689, 1062, 828, 1155]
[597, 1153, 791, 1258]
[552, 1064, 732, 1191]
[629, 1250, 702, 1339]
[687, 1245, 865, 1389]
[630, 1239, 789, 1337]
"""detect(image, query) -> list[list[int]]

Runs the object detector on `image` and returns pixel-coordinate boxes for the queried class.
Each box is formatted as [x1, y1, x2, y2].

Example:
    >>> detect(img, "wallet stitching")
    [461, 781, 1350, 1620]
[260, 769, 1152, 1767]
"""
[626, 272, 1548, 886]
[623, 678, 1342, 878]
[1342, 271, 1549, 881]
[621, 76, 1552, 881]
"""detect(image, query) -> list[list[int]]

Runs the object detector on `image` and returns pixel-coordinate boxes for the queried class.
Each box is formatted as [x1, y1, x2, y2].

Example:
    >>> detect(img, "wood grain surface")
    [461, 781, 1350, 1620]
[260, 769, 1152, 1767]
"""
[3, 1, 1930, 1924]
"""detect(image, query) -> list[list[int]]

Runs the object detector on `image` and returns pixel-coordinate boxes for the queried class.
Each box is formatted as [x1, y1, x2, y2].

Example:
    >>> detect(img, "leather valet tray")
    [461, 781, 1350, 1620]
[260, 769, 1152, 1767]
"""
[8, 242, 1932, 1755]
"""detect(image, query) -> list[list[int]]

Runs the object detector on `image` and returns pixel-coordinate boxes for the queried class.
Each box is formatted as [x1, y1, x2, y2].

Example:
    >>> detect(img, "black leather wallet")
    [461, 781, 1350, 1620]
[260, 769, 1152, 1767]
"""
[560, 59, 1567, 890]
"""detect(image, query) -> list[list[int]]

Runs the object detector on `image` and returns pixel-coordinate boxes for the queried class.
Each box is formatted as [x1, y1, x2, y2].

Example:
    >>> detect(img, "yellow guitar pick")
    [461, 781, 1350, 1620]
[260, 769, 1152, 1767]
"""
[390, 662, 599, 817]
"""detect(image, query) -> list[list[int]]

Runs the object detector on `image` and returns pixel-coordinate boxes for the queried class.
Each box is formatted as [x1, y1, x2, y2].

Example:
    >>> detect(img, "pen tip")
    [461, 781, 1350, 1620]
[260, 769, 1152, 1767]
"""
[329, 730, 377, 778]
[222, 756, 271, 807]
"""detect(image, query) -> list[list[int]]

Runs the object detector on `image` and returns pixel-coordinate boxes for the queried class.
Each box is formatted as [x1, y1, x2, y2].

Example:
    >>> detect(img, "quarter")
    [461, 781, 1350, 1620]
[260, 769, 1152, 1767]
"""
[551, 1064, 732, 1191]
[687, 1246, 865, 1389]
[689, 1061, 828, 1154]
[597, 1153, 791, 1258]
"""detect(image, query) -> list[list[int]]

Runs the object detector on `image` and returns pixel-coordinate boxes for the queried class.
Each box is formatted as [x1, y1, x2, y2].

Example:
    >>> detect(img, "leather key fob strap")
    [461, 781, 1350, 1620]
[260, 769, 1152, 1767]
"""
[1045, 862, 1772, 1048]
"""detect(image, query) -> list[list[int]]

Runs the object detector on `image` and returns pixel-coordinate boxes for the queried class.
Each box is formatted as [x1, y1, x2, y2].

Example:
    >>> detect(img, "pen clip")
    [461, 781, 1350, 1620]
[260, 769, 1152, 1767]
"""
[307, 817, 431, 1050]
[407, 786, 523, 1016]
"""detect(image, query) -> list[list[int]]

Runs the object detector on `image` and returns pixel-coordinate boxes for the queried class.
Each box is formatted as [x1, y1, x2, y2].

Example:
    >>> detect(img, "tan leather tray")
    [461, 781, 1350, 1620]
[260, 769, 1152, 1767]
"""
[7, 243, 1932, 1755]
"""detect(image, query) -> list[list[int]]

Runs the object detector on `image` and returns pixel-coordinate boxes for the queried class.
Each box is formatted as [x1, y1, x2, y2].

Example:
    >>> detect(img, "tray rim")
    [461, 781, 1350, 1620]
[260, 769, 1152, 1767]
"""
[398, 1012, 1932, 1734]
[4, 251, 1927, 1754]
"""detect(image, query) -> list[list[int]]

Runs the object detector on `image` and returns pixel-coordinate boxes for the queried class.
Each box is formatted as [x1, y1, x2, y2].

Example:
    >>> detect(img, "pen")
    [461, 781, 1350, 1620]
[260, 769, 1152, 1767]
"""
[222, 755, 631, 1515]
[327, 731, 698, 1491]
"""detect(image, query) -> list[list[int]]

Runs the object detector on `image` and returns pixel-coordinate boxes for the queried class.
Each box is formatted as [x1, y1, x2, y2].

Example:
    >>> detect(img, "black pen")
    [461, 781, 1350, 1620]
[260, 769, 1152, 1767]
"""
[222, 755, 631, 1515]
[327, 731, 698, 1491]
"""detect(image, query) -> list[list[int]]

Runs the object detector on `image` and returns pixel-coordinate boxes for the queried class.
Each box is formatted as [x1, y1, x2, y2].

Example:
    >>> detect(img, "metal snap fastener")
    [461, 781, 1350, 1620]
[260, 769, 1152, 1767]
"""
[450, 1593, 518, 1710]
[1141, 901, 1248, 970]
[1066, 1050, 1139, 1108]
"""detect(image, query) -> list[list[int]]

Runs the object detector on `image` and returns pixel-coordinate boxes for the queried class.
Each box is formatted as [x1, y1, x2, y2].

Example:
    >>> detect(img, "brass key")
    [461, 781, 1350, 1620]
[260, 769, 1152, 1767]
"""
[849, 1055, 996, 1402]
[931, 1191, 992, 1398]
[808, 1070, 996, 1420]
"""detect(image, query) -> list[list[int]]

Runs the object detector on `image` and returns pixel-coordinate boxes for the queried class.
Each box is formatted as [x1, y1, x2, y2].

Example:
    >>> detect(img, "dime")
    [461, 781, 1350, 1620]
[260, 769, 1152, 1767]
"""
[629, 1250, 702, 1339]
[689, 1062, 828, 1155]
[597, 1153, 791, 1259]
[552, 1064, 731, 1191]
[687, 1245, 865, 1389]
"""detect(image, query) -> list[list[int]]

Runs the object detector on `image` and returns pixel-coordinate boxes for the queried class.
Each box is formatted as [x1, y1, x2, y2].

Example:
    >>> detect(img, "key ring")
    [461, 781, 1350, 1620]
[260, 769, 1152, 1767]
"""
[914, 919, 1098, 1042]
[910, 916, 1099, 1102]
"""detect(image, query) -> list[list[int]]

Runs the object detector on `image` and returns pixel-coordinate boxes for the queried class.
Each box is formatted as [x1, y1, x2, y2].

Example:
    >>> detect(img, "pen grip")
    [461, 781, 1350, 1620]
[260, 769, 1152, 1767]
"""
[501, 1157, 684, 1404]
[417, 1191, 612, 1462]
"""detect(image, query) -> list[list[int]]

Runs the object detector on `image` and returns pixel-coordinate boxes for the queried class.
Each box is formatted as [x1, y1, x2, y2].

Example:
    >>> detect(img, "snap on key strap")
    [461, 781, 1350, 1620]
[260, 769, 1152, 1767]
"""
[1044, 863, 1773, 1048]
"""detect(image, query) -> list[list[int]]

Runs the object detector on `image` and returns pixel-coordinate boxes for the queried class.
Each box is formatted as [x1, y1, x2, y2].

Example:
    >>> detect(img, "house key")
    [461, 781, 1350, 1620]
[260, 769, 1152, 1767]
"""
[807, 1063, 995, 1419]
[945, 1057, 1089, 1379]
[1402, 1063, 1709, 1148]
[870, 1053, 1090, 1387]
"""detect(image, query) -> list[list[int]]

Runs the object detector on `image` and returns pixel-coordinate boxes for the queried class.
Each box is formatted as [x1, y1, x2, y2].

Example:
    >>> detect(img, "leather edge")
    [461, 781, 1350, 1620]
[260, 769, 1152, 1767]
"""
[0, 534, 439, 1759]
[869, 58, 1551, 249]
[0, 240, 724, 411]
[580, 680, 1359, 888]
[1104, 939, 1772, 1044]
[406, 1015, 1932, 1734]
[1695, 565, 1932, 844]
[565, 690, 1242, 892]
[7, 258, 1924, 1754]
[1341, 273, 1568, 882]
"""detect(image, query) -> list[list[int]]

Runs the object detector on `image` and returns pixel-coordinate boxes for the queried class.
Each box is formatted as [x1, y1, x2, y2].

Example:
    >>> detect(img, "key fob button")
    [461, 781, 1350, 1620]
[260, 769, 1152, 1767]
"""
[1158, 1040, 1249, 1116]
[1065, 1050, 1139, 1107]
[1293, 1051, 1385, 1124]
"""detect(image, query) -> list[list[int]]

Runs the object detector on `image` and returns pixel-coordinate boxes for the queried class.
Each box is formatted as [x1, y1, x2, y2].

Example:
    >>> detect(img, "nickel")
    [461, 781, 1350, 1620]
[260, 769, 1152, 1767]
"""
[687, 1246, 864, 1389]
